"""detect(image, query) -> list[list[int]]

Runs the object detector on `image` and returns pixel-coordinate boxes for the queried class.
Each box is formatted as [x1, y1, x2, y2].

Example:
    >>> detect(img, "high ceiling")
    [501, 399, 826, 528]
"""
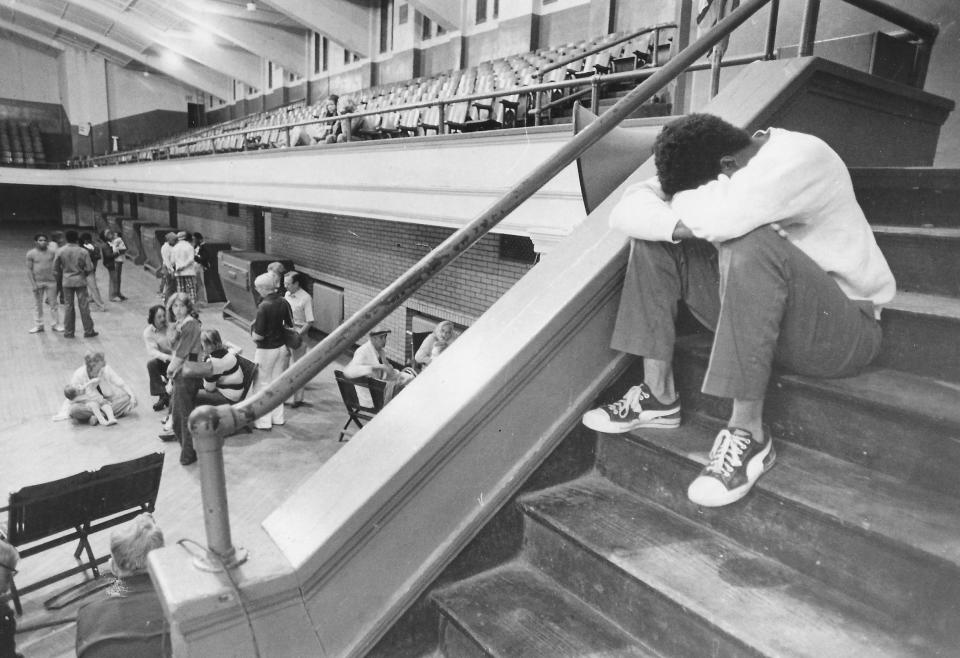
[0, 0, 373, 99]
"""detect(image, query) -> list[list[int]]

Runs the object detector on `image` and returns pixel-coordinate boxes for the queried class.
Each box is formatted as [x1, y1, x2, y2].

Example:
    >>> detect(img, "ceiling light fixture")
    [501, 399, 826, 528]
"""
[246, 2, 257, 11]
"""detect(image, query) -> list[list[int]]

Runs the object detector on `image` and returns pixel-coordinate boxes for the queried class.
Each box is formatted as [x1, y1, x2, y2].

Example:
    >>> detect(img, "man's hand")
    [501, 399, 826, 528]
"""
[671, 220, 695, 241]
[770, 223, 789, 239]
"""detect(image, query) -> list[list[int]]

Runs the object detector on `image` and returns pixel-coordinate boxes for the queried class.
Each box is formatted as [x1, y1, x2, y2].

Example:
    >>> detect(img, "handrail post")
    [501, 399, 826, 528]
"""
[534, 73, 544, 126]
[652, 28, 661, 67]
[438, 101, 446, 135]
[590, 76, 601, 115]
[190, 405, 247, 571]
[763, 0, 780, 59]
[799, 0, 820, 56]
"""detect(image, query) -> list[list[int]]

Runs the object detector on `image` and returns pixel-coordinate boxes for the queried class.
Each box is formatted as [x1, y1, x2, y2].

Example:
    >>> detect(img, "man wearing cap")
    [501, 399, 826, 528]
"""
[344, 327, 398, 381]
[171, 231, 198, 304]
[250, 272, 293, 429]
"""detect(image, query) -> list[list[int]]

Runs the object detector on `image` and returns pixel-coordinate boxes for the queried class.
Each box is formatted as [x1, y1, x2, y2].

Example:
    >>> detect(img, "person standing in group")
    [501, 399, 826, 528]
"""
[283, 271, 314, 407]
[251, 273, 293, 430]
[158, 292, 202, 465]
[26, 232, 63, 334]
[267, 261, 287, 296]
[192, 232, 208, 307]
[80, 232, 108, 312]
[171, 231, 198, 305]
[54, 230, 97, 339]
[104, 229, 128, 302]
[158, 232, 178, 303]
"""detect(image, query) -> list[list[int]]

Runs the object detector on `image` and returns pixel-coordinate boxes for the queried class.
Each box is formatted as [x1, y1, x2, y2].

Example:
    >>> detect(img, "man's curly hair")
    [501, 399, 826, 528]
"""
[654, 114, 752, 196]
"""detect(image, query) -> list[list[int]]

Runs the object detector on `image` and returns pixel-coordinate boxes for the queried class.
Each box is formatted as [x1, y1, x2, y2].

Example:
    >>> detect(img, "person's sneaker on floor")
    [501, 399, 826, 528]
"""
[158, 429, 176, 442]
[110, 297, 122, 302]
[29, 325, 44, 334]
[687, 428, 776, 507]
[582, 383, 680, 433]
[84, 331, 99, 338]
[88, 416, 98, 426]
[52, 324, 65, 332]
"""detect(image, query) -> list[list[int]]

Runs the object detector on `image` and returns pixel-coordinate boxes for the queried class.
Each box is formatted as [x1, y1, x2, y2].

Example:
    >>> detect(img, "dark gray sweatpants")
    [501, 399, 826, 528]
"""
[610, 228, 883, 400]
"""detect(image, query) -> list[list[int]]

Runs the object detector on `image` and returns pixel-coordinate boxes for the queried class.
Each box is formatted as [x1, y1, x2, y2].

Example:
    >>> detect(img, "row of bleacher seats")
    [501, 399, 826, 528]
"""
[83, 26, 674, 164]
[1, 121, 47, 167]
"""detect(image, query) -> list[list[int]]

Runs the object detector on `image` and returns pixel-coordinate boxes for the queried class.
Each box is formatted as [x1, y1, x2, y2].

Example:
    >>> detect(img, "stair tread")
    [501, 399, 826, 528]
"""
[433, 561, 657, 657]
[888, 290, 960, 320]
[630, 421, 960, 568]
[522, 476, 937, 657]
[873, 225, 960, 239]
[677, 334, 960, 427]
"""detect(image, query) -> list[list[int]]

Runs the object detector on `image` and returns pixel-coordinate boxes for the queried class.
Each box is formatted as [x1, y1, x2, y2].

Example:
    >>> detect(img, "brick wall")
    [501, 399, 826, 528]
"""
[176, 198, 257, 249]
[269, 209, 534, 363]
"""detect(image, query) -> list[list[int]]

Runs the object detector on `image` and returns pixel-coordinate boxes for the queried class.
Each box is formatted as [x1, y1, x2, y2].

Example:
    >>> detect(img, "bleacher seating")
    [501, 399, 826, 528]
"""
[76, 25, 675, 166]
[0, 120, 48, 167]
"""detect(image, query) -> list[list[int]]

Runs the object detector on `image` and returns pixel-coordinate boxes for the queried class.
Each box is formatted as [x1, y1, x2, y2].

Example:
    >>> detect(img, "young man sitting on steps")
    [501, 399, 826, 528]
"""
[582, 114, 895, 508]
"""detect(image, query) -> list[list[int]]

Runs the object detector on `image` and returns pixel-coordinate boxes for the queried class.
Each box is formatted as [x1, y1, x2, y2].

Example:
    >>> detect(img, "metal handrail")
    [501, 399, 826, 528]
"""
[188, 0, 776, 567]
[183, 0, 940, 567]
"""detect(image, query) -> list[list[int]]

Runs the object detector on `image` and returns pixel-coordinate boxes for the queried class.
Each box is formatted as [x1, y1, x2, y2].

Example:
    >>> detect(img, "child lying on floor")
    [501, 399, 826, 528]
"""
[63, 382, 118, 426]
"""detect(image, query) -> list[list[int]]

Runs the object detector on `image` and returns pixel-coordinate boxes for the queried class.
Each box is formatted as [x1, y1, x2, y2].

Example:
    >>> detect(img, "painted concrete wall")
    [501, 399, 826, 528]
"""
[0, 39, 60, 104]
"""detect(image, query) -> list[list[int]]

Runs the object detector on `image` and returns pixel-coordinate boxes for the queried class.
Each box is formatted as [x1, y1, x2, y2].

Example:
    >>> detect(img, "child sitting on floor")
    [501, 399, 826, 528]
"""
[64, 382, 118, 426]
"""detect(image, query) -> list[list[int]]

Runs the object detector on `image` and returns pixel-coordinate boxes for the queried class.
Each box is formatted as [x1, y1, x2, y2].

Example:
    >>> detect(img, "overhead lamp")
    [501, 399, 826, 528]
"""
[246, 2, 257, 10]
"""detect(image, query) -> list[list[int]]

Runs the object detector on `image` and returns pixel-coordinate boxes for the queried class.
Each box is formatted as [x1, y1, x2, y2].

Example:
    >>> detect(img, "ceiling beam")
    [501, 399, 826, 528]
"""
[68, 0, 261, 87]
[2, 0, 232, 99]
[165, 0, 307, 75]
[0, 17, 66, 51]
[263, 0, 369, 56]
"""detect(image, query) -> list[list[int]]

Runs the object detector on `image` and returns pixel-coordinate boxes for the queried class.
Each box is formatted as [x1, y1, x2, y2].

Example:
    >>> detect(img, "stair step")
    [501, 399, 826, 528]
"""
[431, 561, 658, 658]
[880, 292, 960, 381]
[852, 167, 960, 227]
[873, 226, 960, 298]
[674, 333, 960, 497]
[521, 476, 940, 657]
[596, 423, 960, 642]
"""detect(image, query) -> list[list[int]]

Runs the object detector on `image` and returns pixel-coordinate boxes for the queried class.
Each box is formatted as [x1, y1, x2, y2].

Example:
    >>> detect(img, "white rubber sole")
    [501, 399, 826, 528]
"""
[687, 441, 777, 507]
[581, 409, 681, 433]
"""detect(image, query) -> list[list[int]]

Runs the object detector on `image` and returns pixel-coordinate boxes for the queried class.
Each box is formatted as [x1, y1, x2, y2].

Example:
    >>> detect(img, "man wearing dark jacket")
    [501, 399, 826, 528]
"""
[54, 230, 97, 338]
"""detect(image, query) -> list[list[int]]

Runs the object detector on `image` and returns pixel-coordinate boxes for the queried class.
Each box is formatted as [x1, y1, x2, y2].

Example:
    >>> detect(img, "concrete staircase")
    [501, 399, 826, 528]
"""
[420, 168, 960, 656]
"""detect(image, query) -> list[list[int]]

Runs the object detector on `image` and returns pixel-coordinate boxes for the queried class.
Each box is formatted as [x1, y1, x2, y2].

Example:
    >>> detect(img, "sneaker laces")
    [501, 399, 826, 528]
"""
[704, 429, 750, 478]
[605, 385, 650, 418]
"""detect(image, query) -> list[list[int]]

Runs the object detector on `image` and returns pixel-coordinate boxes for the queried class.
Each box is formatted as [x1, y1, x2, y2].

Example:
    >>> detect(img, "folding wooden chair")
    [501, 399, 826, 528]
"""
[334, 370, 387, 441]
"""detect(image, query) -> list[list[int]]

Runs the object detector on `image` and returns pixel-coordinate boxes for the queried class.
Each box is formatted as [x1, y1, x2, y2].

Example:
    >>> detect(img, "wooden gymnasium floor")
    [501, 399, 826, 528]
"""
[0, 221, 350, 656]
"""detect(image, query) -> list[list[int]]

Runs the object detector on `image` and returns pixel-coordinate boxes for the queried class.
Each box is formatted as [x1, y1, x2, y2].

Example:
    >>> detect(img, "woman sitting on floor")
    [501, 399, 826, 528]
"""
[75, 514, 170, 657]
[63, 351, 138, 423]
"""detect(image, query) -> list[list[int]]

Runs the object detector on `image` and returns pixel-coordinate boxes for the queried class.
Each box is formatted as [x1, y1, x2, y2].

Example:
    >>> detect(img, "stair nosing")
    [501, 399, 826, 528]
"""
[677, 334, 960, 430]
[886, 290, 960, 321]
[620, 418, 960, 570]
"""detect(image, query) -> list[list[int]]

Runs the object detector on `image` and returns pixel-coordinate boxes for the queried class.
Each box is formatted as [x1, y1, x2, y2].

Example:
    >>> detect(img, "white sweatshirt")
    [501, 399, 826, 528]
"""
[609, 127, 895, 308]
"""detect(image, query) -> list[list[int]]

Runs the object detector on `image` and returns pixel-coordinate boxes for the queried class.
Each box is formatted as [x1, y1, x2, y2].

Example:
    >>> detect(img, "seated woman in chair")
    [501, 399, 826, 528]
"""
[75, 514, 169, 657]
[325, 98, 365, 143]
[415, 321, 457, 369]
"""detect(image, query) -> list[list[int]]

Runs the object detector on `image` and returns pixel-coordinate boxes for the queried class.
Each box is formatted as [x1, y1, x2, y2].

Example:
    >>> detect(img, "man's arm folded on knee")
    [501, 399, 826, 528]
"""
[609, 178, 683, 243]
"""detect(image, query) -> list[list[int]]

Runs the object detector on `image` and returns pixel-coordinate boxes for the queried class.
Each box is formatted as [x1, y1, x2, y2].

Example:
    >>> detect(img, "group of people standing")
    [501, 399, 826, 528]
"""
[158, 230, 209, 308]
[26, 228, 128, 338]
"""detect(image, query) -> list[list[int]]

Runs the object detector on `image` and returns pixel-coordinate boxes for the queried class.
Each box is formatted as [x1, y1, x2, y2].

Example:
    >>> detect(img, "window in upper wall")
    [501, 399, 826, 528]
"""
[267, 61, 274, 88]
[379, 0, 395, 53]
[475, 0, 487, 24]
[398, 3, 408, 24]
[492, 0, 499, 18]
[437, 23, 445, 35]
[421, 14, 432, 40]
[227, 202, 240, 217]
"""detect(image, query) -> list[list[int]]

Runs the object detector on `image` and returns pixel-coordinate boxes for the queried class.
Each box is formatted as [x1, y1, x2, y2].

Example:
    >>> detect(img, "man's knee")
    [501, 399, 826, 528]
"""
[718, 228, 789, 275]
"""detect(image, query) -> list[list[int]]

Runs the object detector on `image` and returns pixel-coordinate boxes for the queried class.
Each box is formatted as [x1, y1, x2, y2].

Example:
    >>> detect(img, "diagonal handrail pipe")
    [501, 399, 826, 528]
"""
[186, 0, 942, 565]
[187, 0, 776, 566]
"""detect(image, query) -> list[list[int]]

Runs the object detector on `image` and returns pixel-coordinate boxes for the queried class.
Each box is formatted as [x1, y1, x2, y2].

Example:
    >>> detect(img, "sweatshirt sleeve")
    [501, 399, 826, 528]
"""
[670, 132, 835, 242]
[609, 178, 682, 243]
